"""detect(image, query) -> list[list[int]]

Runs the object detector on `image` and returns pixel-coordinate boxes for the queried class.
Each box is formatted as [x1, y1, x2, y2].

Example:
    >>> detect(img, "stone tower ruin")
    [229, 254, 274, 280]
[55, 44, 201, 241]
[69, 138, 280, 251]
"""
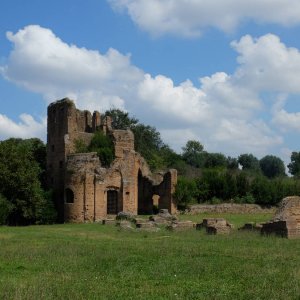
[47, 98, 177, 222]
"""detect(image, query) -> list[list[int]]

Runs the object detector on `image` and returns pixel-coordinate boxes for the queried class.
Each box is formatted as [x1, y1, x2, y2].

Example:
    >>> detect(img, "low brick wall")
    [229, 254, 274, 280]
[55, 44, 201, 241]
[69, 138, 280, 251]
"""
[186, 203, 275, 215]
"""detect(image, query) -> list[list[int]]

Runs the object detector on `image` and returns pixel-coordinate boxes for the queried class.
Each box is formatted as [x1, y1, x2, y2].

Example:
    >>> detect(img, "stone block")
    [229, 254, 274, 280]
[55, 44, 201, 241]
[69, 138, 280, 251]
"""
[167, 220, 194, 231]
[206, 225, 231, 235]
[102, 219, 115, 225]
[135, 221, 155, 229]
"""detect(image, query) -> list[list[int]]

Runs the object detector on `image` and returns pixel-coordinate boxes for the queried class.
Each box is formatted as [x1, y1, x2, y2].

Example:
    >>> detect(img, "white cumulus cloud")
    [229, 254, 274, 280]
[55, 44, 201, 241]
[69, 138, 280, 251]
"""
[0, 114, 46, 140]
[1, 25, 143, 111]
[109, 0, 300, 37]
[2, 25, 300, 158]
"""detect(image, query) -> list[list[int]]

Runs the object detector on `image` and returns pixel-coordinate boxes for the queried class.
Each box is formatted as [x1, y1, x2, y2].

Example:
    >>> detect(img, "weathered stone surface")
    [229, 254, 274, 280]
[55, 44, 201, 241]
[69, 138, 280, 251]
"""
[46, 98, 177, 223]
[197, 218, 232, 235]
[135, 221, 155, 229]
[198, 218, 232, 228]
[149, 215, 170, 225]
[238, 222, 262, 231]
[206, 225, 231, 235]
[167, 220, 194, 231]
[261, 196, 300, 239]
[102, 219, 116, 225]
[272, 196, 300, 222]
[187, 203, 275, 215]
[116, 220, 135, 230]
[116, 211, 135, 221]
[261, 220, 298, 238]
[148, 208, 178, 226]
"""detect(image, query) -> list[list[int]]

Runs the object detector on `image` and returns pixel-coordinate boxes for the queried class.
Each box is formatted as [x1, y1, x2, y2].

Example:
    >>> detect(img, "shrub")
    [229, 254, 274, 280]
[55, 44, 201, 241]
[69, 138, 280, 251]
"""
[88, 131, 115, 167]
[174, 177, 198, 209]
[74, 138, 88, 153]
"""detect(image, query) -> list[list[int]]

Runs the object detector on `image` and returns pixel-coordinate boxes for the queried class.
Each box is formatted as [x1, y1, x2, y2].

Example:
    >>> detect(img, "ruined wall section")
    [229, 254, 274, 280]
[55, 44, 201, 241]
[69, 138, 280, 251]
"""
[47, 98, 104, 221]
[112, 130, 134, 158]
[47, 98, 178, 222]
[65, 153, 101, 222]
[272, 196, 300, 222]
[47, 99, 74, 220]
[154, 169, 177, 214]
[261, 196, 300, 239]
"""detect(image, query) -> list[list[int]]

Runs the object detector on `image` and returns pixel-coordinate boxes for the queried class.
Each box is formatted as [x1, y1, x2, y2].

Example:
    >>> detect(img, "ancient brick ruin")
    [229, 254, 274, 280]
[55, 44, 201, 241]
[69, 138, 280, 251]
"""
[261, 196, 300, 239]
[46, 98, 177, 222]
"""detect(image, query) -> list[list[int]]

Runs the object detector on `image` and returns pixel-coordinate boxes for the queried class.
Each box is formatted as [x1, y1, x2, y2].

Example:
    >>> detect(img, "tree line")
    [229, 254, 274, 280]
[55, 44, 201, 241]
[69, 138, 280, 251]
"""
[1, 109, 300, 225]
[104, 109, 300, 208]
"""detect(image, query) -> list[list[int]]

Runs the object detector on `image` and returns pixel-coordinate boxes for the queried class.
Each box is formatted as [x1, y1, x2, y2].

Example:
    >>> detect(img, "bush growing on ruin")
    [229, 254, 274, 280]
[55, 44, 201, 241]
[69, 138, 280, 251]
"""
[104, 108, 138, 130]
[88, 131, 115, 167]
[74, 138, 88, 153]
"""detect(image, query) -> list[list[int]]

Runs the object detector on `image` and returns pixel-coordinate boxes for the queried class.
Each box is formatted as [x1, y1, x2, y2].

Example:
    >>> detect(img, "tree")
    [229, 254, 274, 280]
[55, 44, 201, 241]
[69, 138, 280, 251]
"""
[0, 138, 56, 225]
[104, 109, 138, 130]
[0, 194, 12, 225]
[182, 140, 205, 168]
[250, 176, 274, 205]
[174, 177, 198, 209]
[204, 153, 227, 169]
[259, 155, 286, 179]
[227, 156, 239, 170]
[132, 124, 164, 170]
[288, 151, 300, 176]
[236, 172, 250, 197]
[238, 154, 260, 172]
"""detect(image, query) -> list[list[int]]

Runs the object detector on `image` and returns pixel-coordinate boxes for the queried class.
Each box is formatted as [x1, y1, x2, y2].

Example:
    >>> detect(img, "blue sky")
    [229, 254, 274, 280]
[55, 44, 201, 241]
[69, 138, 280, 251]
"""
[1, 0, 300, 167]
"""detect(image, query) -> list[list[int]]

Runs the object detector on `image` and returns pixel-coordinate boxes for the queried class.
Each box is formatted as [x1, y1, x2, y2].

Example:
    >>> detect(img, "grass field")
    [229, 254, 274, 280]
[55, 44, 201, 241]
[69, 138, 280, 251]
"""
[0, 213, 299, 300]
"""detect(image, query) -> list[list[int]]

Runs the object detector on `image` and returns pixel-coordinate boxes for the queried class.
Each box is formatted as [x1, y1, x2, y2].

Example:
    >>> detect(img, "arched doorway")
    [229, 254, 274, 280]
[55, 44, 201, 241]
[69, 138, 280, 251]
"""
[107, 190, 118, 214]
[65, 188, 74, 204]
[138, 170, 153, 214]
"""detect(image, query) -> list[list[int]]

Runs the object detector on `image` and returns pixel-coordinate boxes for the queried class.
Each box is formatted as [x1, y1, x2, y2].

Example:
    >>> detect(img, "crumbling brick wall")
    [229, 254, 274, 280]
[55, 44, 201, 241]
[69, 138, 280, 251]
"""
[261, 196, 300, 239]
[47, 98, 177, 222]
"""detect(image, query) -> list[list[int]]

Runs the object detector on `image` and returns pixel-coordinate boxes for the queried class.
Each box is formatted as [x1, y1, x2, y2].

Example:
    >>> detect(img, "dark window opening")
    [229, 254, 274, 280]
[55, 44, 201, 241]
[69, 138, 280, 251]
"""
[51, 145, 55, 152]
[65, 188, 74, 204]
[107, 190, 118, 214]
[59, 161, 63, 168]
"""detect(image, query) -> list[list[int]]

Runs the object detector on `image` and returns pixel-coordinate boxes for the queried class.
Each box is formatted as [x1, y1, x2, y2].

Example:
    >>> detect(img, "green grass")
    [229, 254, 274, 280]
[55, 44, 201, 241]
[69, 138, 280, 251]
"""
[0, 213, 299, 300]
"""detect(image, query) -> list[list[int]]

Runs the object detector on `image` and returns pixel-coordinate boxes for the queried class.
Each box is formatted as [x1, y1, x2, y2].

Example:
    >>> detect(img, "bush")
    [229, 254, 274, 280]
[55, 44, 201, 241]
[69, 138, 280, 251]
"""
[74, 138, 88, 153]
[88, 131, 115, 167]
[174, 177, 198, 209]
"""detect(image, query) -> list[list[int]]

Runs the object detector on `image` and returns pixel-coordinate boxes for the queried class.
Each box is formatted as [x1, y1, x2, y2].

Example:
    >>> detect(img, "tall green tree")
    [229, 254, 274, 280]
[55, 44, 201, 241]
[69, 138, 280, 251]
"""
[104, 108, 177, 171]
[0, 138, 56, 225]
[259, 155, 286, 178]
[131, 124, 165, 170]
[104, 109, 138, 130]
[204, 153, 227, 169]
[227, 156, 239, 170]
[288, 151, 300, 176]
[174, 177, 198, 208]
[238, 153, 261, 173]
[182, 140, 206, 168]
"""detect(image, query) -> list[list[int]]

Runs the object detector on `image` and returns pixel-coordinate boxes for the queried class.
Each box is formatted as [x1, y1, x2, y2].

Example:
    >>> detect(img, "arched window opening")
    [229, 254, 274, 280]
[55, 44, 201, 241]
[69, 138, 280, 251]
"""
[65, 188, 74, 204]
